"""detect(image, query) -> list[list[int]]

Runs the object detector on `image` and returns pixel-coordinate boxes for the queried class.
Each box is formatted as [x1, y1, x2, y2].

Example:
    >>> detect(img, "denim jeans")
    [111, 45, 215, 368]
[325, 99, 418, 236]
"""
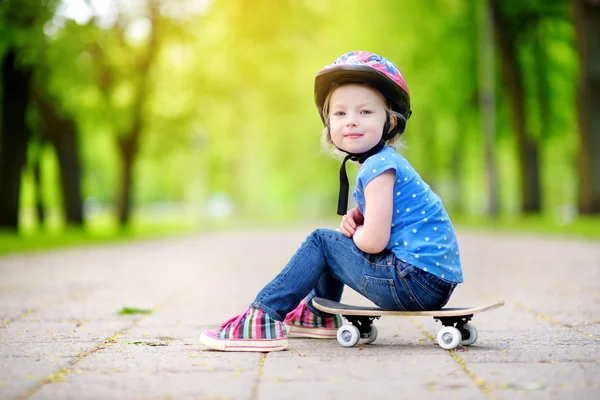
[251, 228, 457, 321]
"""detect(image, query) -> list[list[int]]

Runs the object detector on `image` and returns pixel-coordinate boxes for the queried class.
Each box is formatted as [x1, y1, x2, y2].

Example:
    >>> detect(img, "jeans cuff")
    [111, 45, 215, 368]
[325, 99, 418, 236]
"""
[250, 301, 284, 322]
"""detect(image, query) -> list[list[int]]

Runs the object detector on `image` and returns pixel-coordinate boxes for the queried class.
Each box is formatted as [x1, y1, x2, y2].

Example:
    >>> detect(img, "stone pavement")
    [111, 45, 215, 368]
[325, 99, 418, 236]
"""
[0, 225, 599, 399]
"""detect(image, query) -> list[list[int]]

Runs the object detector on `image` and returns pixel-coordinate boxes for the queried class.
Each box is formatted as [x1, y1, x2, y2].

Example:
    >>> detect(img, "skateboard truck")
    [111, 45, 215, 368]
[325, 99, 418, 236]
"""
[434, 314, 476, 349]
[344, 315, 380, 338]
[337, 315, 380, 346]
[434, 314, 474, 327]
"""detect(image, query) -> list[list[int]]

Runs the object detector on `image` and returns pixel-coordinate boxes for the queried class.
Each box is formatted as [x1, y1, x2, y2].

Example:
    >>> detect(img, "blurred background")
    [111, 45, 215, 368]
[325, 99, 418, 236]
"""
[0, 0, 599, 253]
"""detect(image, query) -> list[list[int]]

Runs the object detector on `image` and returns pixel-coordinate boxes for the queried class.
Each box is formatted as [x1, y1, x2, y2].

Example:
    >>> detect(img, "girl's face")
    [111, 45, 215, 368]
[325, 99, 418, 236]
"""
[328, 84, 389, 156]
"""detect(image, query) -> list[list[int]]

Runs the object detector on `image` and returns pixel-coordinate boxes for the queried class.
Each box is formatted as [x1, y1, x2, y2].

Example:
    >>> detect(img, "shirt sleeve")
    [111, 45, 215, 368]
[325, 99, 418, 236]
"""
[357, 156, 399, 191]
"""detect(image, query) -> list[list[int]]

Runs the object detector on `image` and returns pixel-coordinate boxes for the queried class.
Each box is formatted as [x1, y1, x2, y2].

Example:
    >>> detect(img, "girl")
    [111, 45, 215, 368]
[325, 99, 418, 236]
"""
[200, 51, 463, 352]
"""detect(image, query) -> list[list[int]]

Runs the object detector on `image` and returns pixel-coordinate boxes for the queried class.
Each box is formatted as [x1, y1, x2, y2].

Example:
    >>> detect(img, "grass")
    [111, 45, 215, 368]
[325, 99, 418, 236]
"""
[451, 214, 600, 239]
[1, 211, 598, 257]
[0, 211, 201, 256]
[0, 225, 198, 256]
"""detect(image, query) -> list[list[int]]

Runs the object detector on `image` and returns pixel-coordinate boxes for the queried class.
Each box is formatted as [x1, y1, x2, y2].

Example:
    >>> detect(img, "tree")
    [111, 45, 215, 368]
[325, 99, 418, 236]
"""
[88, 0, 161, 227]
[491, 0, 542, 213]
[478, 0, 499, 216]
[0, 50, 32, 229]
[116, 1, 159, 227]
[33, 84, 84, 226]
[571, 0, 600, 214]
[0, 1, 54, 230]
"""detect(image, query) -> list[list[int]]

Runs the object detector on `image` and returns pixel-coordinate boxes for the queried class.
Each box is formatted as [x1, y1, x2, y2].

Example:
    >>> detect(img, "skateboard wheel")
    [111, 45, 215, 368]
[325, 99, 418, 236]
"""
[363, 325, 378, 344]
[458, 323, 478, 346]
[337, 325, 360, 347]
[437, 326, 461, 350]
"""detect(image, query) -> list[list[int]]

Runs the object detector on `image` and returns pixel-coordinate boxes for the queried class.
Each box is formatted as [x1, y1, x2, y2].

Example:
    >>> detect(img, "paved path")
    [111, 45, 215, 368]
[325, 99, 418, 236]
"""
[1, 226, 599, 399]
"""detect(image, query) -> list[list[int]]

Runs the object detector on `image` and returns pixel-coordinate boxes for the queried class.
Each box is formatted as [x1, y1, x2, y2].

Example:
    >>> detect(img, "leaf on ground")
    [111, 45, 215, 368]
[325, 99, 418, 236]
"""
[157, 336, 177, 341]
[118, 307, 152, 315]
[507, 382, 546, 391]
[123, 341, 168, 346]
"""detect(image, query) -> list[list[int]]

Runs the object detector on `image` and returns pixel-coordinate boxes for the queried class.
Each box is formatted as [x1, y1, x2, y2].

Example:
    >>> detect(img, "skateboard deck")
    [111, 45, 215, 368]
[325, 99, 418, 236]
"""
[312, 297, 505, 350]
[312, 298, 505, 318]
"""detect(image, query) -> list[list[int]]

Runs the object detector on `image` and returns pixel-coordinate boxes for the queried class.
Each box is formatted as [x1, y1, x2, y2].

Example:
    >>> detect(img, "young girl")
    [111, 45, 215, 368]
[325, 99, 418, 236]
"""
[200, 51, 463, 352]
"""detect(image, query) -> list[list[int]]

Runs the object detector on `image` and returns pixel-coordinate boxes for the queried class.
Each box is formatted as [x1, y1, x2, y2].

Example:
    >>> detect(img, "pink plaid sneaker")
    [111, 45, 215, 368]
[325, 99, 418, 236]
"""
[284, 299, 342, 339]
[200, 307, 288, 352]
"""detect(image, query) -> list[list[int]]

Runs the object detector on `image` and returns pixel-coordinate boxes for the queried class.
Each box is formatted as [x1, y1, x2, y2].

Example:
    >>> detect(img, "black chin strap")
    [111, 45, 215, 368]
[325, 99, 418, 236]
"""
[337, 140, 386, 215]
[333, 107, 410, 215]
[336, 119, 393, 216]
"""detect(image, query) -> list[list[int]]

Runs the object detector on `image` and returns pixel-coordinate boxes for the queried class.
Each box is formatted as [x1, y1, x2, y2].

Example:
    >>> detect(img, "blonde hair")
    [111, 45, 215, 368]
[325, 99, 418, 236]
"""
[319, 82, 407, 158]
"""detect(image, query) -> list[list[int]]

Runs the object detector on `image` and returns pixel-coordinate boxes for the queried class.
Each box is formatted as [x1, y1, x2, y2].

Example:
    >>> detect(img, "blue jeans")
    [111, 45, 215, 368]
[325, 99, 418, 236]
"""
[251, 229, 456, 321]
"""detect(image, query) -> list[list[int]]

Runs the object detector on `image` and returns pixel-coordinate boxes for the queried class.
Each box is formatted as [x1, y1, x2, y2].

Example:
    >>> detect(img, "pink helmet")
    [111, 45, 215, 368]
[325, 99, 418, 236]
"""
[314, 51, 412, 132]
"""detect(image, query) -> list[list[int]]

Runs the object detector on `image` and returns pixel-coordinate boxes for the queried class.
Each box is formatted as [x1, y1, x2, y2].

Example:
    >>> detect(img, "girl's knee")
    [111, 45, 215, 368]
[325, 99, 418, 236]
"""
[308, 228, 339, 242]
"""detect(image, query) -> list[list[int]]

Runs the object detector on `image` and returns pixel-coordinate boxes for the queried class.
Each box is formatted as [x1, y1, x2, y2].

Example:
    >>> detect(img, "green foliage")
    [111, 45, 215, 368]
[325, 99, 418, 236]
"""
[2, 0, 597, 243]
[0, 0, 57, 62]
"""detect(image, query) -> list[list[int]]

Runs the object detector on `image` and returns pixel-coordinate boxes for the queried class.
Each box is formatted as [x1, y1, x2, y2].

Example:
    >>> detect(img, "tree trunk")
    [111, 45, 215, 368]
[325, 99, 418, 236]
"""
[0, 51, 32, 230]
[572, 0, 600, 214]
[32, 142, 46, 226]
[117, 134, 138, 227]
[479, 0, 499, 216]
[53, 128, 84, 225]
[492, 1, 542, 213]
[450, 146, 464, 214]
[115, 0, 159, 227]
[34, 90, 84, 226]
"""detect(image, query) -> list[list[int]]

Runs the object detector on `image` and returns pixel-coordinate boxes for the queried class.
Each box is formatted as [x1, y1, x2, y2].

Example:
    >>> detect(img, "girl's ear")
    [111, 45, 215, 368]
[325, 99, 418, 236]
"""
[388, 114, 397, 133]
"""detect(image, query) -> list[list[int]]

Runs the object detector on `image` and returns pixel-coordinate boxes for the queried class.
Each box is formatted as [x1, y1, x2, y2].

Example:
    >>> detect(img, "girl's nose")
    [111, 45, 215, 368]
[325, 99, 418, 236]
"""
[346, 114, 358, 127]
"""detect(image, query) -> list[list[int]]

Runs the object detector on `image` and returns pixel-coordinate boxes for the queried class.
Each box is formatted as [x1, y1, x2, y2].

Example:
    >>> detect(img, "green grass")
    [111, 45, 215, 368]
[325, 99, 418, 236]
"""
[0, 212, 201, 256]
[1, 211, 598, 257]
[452, 214, 600, 239]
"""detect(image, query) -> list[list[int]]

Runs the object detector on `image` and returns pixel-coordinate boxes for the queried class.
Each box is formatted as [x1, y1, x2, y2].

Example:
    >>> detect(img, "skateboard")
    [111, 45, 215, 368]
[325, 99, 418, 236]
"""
[312, 297, 505, 350]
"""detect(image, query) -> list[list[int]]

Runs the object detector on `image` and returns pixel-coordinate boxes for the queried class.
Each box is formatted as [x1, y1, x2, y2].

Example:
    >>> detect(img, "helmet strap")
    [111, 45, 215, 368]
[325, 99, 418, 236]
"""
[335, 118, 392, 215]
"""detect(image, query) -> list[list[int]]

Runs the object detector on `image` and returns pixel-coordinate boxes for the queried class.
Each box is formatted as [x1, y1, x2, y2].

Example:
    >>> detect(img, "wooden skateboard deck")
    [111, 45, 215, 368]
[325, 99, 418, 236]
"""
[312, 298, 505, 318]
[311, 297, 505, 350]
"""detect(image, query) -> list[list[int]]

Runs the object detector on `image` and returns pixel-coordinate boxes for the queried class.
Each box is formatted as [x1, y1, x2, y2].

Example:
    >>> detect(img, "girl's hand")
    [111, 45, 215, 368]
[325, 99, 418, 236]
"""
[339, 207, 364, 237]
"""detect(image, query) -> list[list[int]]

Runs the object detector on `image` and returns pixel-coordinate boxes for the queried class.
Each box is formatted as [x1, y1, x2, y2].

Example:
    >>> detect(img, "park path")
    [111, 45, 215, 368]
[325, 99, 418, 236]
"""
[1, 225, 599, 399]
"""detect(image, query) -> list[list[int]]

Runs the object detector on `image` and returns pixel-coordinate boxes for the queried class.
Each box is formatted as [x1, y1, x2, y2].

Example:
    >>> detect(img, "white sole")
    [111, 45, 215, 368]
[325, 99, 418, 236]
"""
[284, 324, 338, 339]
[199, 332, 288, 352]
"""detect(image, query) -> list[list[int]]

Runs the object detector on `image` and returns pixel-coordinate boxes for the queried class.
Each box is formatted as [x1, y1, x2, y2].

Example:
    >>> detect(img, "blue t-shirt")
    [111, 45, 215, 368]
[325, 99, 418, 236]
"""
[352, 146, 464, 284]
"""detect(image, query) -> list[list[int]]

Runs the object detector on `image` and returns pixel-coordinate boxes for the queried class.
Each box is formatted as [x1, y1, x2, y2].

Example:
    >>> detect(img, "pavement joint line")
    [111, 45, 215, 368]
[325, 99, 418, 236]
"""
[1, 309, 37, 329]
[408, 317, 496, 400]
[250, 353, 266, 400]
[14, 281, 196, 399]
[16, 314, 152, 400]
[515, 303, 600, 341]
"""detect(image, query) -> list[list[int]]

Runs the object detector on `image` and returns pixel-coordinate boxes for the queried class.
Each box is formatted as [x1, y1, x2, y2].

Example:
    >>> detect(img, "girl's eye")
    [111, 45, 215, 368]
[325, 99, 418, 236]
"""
[361, 110, 372, 115]
[333, 111, 345, 116]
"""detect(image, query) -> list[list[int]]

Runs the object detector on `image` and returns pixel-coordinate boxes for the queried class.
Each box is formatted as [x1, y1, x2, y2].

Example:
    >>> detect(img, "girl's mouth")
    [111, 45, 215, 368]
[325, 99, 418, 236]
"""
[344, 133, 363, 139]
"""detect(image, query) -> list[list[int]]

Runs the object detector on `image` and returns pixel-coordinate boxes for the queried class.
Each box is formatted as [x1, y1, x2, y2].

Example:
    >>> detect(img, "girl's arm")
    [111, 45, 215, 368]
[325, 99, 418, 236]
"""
[352, 169, 395, 253]
[339, 207, 364, 237]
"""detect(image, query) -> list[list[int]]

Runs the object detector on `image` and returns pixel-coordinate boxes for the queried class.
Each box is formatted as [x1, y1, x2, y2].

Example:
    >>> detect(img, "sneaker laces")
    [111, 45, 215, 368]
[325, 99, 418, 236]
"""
[220, 309, 248, 330]
[284, 302, 306, 323]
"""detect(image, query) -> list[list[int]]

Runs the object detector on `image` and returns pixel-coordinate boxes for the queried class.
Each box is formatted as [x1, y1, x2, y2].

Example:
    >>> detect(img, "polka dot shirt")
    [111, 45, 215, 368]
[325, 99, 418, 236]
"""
[352, 146, 463, 283]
